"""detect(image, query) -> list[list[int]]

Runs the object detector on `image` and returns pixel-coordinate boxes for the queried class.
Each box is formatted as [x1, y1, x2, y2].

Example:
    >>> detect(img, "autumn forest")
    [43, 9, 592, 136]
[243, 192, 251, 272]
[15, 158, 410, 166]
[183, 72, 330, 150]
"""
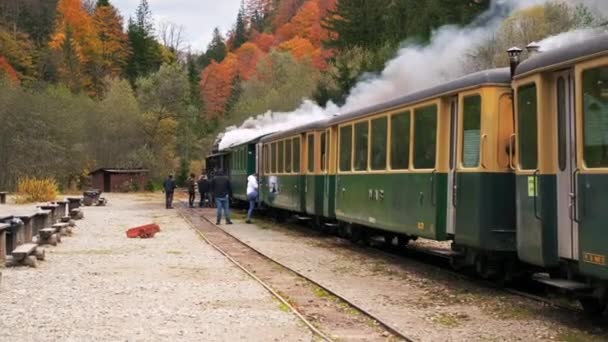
[0, 0, 603, 190]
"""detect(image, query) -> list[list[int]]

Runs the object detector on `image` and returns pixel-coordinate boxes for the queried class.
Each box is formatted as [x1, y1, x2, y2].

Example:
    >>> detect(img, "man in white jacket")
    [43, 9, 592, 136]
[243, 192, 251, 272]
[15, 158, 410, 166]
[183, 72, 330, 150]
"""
[246, 173, 258, 223]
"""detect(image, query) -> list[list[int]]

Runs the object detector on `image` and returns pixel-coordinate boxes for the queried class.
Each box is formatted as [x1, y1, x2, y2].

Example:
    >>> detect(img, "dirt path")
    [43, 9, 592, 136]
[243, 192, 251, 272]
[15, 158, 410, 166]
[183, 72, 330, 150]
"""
[0, 193, 312, 341]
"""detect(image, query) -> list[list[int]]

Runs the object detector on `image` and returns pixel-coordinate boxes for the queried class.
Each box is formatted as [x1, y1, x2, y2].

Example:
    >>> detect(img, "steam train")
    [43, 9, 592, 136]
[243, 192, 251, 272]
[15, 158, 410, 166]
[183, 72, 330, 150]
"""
[206, 33, 608, 314]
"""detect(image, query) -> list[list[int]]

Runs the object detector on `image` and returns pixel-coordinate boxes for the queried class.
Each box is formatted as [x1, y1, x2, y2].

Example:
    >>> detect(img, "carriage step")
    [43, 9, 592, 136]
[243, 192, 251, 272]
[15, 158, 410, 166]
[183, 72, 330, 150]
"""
[324, 222, 339, 227]
[425, 248, 464, 259]
[295, 215, 312, 221]
[533, 273, 593, 291]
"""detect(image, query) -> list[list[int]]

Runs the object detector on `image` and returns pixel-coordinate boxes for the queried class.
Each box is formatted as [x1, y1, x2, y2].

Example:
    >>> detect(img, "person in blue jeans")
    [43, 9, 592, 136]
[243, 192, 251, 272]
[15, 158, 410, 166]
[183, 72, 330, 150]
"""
[245, 173, 258, 224]
[211, 169, 233, 225]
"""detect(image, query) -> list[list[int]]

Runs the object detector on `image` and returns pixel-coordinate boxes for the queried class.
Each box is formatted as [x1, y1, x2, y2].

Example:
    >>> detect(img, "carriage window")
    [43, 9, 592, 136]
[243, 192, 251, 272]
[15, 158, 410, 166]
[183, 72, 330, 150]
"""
[307, 134, 314, 172]
[390, 111, 410, 170]
[278, 140, 284, 173]
[371, 117, 388, 170]
[339, 125, 353, 171]
[271, 143, 277, 173]
[517, 84, 538, 170]
[583, 66, 608, 168]
[462, 95, 482, 167]
[354, 121, 369, 171]
[414, 105, 437, 169]
[285, 139, 292, 173]
[320, 132, 327, 172]
[293, 137, 300, 173]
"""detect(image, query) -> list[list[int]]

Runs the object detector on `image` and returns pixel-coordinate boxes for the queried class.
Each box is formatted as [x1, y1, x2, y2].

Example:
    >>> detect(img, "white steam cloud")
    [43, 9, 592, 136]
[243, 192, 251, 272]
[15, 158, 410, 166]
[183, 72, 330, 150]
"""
[217, 0, 604, 150]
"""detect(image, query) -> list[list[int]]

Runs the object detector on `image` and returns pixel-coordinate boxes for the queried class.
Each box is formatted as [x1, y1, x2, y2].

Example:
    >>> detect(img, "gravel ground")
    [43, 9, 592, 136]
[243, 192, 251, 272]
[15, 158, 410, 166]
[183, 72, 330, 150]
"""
[212, 210, 608, 342]
[0, 193, 312, 341]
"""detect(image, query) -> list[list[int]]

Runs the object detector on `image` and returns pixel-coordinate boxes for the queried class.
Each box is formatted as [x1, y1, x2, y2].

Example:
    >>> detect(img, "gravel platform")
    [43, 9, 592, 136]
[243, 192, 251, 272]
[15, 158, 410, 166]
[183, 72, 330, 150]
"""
[209, 210, 608, 342]
[0, 194, 311, 341]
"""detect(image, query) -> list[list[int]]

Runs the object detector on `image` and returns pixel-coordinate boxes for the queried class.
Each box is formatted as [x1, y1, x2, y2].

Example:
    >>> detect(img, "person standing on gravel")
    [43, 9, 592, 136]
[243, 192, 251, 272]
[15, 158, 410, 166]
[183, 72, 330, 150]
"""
[245, 173, 258, 224]
[197, 174, 210, 208]
[211, 170, 233, 225]
[163, 174, 177, 209]
[187, 173, 196, 208]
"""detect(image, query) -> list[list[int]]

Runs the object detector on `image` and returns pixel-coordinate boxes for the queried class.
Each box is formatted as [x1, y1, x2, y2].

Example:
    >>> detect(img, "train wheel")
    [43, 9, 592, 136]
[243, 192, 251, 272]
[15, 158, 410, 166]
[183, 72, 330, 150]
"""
[580, 297, 607, 315]
[383, 234, 396, 248]
[397, 235, 410, 248]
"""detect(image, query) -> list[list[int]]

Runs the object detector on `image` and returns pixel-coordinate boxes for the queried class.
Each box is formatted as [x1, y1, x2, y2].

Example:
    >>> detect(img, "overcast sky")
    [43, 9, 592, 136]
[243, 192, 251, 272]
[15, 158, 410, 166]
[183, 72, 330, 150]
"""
[111, 0, 241, 52]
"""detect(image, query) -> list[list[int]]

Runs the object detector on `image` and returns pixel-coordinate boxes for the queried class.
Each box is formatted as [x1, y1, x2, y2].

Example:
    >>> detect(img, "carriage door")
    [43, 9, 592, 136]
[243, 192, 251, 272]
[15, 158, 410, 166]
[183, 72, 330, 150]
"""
[446, 96, 458, 235]
[555, 70, 579, 260]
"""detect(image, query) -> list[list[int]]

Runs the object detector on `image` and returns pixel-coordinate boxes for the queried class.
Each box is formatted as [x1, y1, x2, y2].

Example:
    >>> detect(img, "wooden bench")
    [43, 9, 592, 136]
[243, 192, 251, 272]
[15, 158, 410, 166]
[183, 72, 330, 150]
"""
[34, 210, 51, 236]
[52, 222, 71, 237]
[37, 228, 60, 246]
[0, 223, 8, 265]
[67, 197, 82, 211]
[38, 204, 60, 223]
[53, 200, 69, 218]
[0, 191, 7, 204]
[16, 213, 36, 243]
[61, 216, 76, 227]
[70, 208, 84, 220]
[0, 216, 25, 256]
[6, 243, 45, 268]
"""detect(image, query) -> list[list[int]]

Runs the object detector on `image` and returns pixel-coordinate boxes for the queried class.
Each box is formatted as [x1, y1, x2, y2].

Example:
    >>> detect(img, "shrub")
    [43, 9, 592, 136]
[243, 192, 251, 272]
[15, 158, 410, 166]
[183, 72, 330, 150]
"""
[16, 177, 59, 203]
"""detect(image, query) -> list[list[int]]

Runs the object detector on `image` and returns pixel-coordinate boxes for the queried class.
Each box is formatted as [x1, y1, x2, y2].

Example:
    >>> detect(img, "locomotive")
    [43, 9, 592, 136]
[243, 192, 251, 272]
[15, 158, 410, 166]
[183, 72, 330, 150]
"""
[207, 33, 608, 314]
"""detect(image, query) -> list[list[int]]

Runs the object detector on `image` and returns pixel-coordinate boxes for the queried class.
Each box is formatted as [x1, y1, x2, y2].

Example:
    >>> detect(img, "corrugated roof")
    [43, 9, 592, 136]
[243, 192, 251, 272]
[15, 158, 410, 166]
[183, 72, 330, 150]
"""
[515, 32, 608, 77]
[89, 168, 149, 175]
[328, 68, 511, 126]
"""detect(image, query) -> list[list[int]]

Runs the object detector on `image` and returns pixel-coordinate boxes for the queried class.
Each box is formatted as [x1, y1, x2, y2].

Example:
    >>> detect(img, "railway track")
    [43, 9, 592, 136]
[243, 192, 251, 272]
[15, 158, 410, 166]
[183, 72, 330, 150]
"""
[178, 204, 415, 342]
[248, 210, 589, 316]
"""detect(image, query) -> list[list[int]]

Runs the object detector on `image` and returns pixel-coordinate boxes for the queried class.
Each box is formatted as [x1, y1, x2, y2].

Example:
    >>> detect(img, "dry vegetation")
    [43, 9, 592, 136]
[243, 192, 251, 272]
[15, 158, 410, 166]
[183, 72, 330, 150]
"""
[15, 177, 58, 203]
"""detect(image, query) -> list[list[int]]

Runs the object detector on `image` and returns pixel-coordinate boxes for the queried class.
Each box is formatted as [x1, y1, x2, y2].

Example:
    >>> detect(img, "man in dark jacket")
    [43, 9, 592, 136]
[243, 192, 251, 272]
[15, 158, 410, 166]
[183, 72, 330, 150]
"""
[163, 174, 177, 209]
[197, 174, 210, 208]
[187, 173, 196, 208]
[211, 169, 232, 225]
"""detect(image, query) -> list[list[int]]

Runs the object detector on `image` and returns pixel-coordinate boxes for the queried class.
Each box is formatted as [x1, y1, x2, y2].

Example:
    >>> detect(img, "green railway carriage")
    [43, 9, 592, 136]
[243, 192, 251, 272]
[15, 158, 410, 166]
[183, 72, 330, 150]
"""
[302, 121, 336, 222]
[227, 140, 258, 202]
[259, 125, 308, 213]
[512, 34, 608, 310]
[327, 69, 516, 269]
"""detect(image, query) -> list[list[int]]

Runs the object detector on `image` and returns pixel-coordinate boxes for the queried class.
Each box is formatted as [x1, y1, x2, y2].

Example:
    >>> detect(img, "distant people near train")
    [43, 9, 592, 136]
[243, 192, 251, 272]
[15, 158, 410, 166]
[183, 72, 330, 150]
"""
[197, 174, 211, 208]
[163, 174, 177, 209]
[187, 173, 196, 208]
[211, 169, 233, 225]
[246, 173, 258, 224]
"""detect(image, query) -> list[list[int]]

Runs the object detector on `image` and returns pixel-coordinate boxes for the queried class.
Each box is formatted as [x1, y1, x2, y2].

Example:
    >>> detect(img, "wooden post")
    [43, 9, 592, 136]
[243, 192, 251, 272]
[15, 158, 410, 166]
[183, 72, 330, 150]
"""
[0, 192, 7, 204]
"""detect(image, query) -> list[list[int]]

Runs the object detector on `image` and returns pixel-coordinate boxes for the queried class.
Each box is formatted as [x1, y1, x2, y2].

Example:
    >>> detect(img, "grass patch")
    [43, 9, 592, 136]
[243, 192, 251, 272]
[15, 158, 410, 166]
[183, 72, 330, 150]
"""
[432, 312, 468, 328]
[312, 287, 331, 299]
[278, 302, 291, 312]
[166, 250, 182, 255]
[483, 302, 533, 320]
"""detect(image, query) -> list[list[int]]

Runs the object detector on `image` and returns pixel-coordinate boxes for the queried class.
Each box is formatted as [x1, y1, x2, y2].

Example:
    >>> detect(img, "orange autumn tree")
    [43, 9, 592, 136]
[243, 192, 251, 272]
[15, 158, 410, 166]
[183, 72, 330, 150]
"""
[252, 33, 276, 52]
[93, 1, 131, 79]
[200, 53, 239, 118]
[235, 42, 264, 80]
[49, 0, 101, 94]
[0, 56, 19, 84]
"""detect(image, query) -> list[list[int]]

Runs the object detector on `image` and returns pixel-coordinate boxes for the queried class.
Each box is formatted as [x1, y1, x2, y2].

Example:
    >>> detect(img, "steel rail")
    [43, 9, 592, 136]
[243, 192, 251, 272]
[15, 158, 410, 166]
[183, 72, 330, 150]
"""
[178, 206, 416, 342]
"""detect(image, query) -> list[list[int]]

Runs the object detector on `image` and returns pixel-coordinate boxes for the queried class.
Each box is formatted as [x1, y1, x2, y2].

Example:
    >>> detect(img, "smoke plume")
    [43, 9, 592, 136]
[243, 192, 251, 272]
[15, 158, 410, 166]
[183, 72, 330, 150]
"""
[217, 0, 603, 150]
